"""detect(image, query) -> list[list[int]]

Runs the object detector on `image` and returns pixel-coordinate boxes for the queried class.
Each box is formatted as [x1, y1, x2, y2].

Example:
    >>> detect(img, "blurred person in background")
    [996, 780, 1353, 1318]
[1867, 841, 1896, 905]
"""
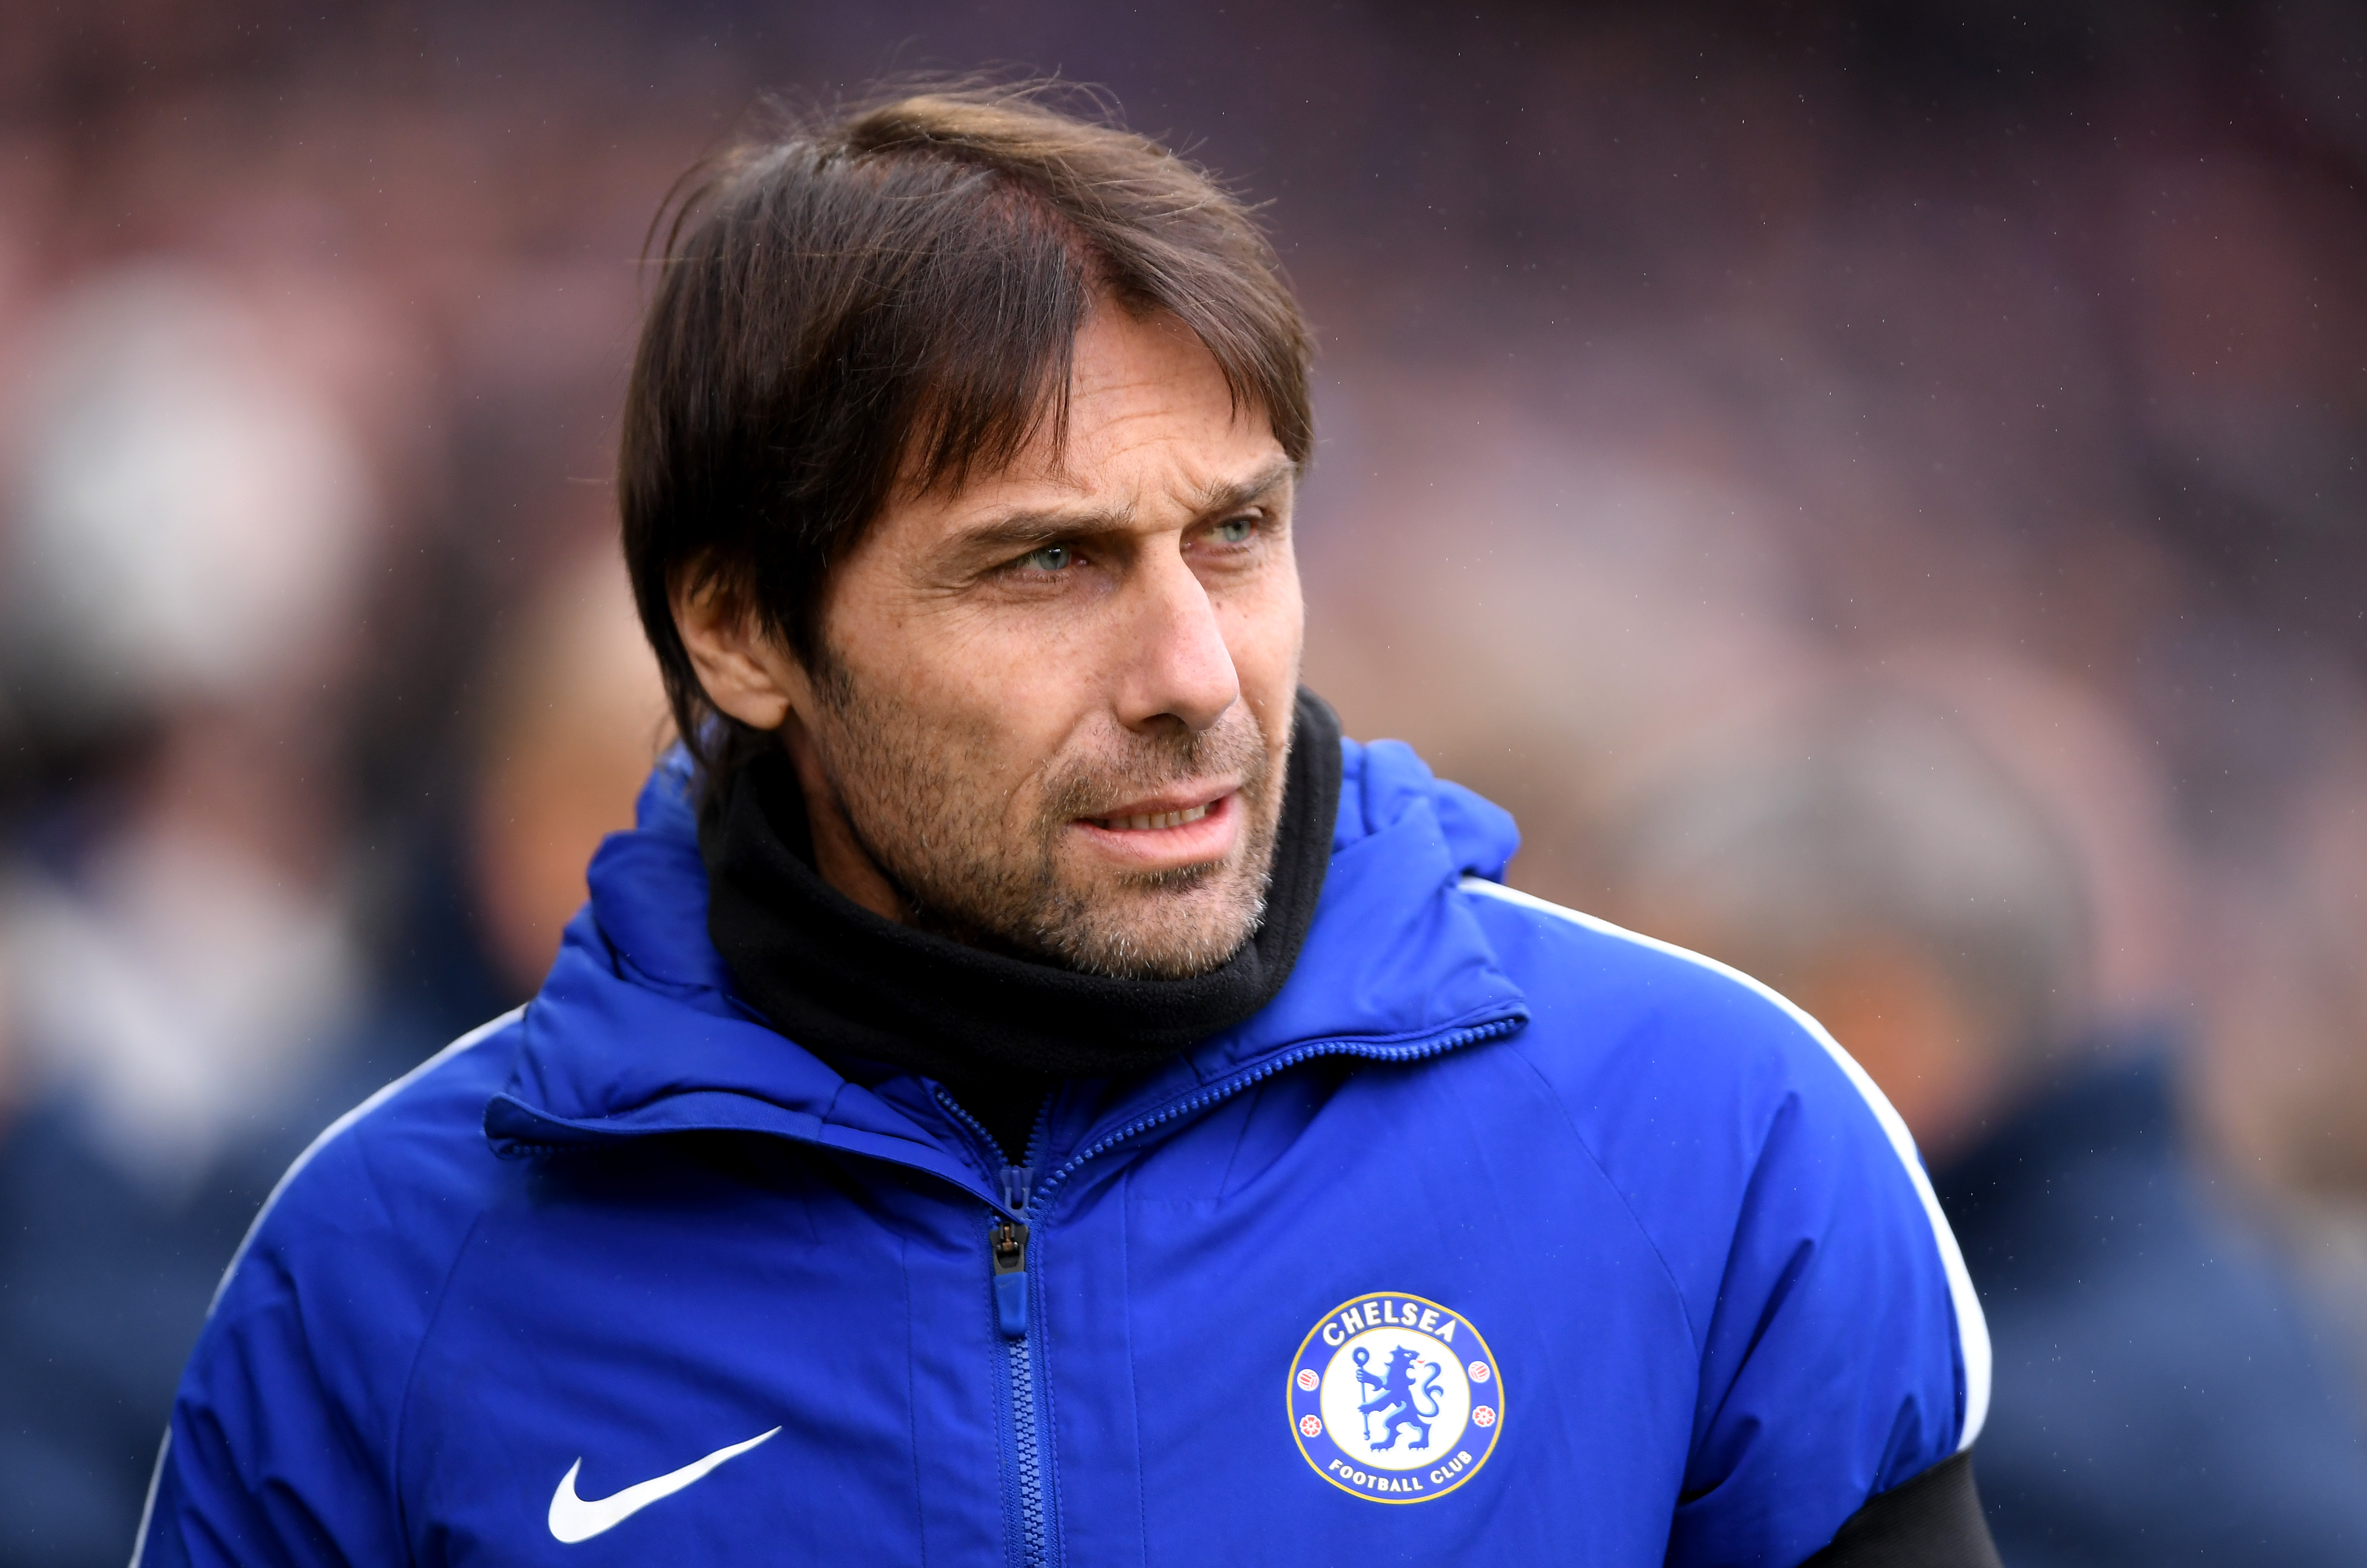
[0, 264, 423, 1566]
[466, 539, 673, 997]
[2202, 732, 2367, 1409]
[0, 265, 653, 1568]
[1604, 675, 2367, 1566]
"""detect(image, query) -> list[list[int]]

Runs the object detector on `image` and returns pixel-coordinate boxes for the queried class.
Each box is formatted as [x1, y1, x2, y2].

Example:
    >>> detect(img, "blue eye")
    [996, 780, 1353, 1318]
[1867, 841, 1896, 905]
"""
[1022, 543, 1073, 572]
[1214, 517, 1256, 543]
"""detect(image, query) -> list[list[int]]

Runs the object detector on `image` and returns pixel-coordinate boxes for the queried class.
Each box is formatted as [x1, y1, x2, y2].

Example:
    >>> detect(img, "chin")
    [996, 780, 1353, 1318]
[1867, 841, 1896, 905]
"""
[1041, 875, 1266, 981]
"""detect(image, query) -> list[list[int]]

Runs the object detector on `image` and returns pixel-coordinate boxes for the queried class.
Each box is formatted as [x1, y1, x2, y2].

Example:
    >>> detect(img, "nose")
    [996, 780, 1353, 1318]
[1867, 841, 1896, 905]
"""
[1113, 547, 1240, 734]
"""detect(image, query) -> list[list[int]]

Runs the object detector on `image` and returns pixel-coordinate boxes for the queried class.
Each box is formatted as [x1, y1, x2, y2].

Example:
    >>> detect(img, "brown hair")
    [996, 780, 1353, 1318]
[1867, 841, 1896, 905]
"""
[618, 82, 1315, 783]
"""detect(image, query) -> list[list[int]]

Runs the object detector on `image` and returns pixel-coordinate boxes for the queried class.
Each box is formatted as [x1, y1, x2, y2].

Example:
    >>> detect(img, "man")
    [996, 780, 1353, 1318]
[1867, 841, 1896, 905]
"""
[139, 87, 1997, 1566]
[1604, 682, 2367, 1565]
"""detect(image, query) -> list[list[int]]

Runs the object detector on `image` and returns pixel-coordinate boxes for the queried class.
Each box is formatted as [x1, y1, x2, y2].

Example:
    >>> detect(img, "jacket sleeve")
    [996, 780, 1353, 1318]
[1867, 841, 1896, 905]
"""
[132, 1124, 437, 1568]
[134, 1019, 511, 1568]
[133, 1260, 408, 1568]
[1662, 1001, 1990, 1568]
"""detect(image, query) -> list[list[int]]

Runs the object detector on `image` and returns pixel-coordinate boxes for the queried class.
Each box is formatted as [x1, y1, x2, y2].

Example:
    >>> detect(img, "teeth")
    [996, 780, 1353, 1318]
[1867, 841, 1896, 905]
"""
[1099, 803, 1212, 831]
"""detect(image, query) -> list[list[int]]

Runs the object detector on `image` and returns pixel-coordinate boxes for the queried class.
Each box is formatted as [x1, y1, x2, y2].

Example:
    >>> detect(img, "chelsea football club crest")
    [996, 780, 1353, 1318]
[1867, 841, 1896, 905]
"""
[1287, 1292, 1503, 1503]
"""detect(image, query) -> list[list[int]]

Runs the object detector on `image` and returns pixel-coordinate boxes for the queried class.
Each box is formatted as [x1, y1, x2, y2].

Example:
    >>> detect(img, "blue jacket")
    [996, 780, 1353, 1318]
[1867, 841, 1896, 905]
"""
[138, 737, 1987, 1567]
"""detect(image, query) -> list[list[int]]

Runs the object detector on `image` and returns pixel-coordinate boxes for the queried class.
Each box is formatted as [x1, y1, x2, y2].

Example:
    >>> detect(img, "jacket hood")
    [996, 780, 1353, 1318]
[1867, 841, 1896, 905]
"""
[485, 737, 1528, 1197]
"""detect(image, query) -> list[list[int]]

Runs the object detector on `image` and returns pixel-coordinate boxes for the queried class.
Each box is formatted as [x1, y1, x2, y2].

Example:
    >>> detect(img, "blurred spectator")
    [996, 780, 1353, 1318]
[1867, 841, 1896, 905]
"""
[1601, 675, 2367, 1567]
[0, 264, 419, 1566]
[1301, 361, 1820, 897]
[467, 538, 671, 997]
[2203, 732, 2367, 1408]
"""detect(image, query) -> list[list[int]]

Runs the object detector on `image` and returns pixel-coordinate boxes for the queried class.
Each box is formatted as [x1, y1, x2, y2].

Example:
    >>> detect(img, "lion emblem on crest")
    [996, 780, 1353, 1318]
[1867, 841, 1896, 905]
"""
[1352, 1343, 1445, 1452]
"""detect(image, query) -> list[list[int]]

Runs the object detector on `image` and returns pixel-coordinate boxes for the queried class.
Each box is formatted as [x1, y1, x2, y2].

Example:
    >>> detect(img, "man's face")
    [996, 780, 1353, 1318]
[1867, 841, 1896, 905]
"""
[787, 306, 1303, 978]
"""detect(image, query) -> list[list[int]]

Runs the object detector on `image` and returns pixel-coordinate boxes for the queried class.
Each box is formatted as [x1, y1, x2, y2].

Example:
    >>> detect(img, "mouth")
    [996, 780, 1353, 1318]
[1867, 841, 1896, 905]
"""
[1087, 801, 1215, 832]
[1070, 786, 1244, 869]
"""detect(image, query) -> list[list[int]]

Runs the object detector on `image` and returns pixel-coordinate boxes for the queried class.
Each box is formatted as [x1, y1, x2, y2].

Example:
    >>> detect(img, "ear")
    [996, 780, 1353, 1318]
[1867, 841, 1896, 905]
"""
[668, 572, 815, 731]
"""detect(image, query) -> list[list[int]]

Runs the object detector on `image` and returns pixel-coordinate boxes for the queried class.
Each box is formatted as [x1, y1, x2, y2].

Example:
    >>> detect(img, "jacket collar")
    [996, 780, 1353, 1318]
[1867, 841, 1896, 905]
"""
[485, 739, 1529, 1196]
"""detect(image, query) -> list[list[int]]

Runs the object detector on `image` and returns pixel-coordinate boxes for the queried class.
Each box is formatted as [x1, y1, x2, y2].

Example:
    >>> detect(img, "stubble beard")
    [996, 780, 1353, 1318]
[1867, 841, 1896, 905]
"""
[802, 660, 1287, 980]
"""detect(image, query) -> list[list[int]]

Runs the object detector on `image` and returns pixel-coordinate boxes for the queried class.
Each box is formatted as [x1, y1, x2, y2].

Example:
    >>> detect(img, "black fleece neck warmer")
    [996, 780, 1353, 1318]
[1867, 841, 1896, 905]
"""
[699, 689, 1343, 1160]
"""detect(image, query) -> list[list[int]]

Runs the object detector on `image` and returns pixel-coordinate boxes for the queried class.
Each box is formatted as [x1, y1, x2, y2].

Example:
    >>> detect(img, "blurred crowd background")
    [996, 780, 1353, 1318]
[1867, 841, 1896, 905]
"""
[3, 1, 2366, 1563]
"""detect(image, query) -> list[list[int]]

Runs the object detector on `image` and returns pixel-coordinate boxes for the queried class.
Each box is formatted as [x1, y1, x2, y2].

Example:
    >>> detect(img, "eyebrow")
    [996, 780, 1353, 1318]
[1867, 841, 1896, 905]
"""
[948, 458, 1299, 563]
[1193, 458, 1300, 518]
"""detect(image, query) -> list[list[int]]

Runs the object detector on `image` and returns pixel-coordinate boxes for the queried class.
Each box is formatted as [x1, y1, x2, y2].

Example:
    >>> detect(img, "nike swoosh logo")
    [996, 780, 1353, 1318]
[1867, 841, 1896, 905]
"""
[547, 1426, 782, 1543]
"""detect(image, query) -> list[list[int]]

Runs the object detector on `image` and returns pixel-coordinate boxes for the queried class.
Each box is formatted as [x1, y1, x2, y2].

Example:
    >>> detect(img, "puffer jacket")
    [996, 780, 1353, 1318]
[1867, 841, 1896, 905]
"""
[137, 736, 1986, 1567]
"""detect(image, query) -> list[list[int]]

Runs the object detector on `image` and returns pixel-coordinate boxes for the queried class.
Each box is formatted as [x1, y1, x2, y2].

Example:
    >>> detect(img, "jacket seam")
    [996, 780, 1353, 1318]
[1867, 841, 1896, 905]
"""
[1121, 1185, 1152, 1568]
[1502, 1045, 1704, 1359]
[1211, 1083, 1261, 1201]
[388, 1205, 497, 1561]
[1034, 1235, 1068, 1568]
[1680, 1089, 1809, 1475]
[899, 1230, 929, 1568]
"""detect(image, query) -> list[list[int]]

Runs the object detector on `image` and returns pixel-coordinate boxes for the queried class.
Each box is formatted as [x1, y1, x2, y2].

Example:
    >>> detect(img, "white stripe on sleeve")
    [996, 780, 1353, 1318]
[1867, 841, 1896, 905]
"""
[1459, 877, 1992, 1450]
[204, 1006, 525, 1319]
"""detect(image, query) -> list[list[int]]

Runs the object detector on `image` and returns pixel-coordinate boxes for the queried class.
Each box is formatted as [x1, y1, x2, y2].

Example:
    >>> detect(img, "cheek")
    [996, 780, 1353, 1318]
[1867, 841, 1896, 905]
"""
[841, 604, 1101, 792]
[1221, 559, 1306, 709]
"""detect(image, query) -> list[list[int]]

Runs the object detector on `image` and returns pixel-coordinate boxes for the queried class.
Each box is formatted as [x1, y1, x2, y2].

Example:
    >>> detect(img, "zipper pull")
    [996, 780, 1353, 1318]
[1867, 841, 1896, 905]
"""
[991, 1217, 1030, 1338]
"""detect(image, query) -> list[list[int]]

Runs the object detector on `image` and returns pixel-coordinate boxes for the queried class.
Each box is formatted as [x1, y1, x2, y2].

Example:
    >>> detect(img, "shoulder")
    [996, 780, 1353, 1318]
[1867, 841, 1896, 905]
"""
[199, 1006, 528, 1374]
[1454, 872, 1939, 1225]
[1456, 875, 1864, 1118]
[1454, 876, 1988, 1451]
[153, 1012, 527, 1562]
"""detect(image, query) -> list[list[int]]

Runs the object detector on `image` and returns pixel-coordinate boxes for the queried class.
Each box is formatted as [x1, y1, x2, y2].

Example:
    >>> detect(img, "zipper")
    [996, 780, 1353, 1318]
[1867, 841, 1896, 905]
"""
[1028, 1017, 1522, 1216]
[931, 1015, 1521, 1568]
[933, 1092, 1057, 1568]
[992, 1169, 1032, 1337]
[995, 1167, 1046, 1568]
[1001, 1101, 1052, 1568]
